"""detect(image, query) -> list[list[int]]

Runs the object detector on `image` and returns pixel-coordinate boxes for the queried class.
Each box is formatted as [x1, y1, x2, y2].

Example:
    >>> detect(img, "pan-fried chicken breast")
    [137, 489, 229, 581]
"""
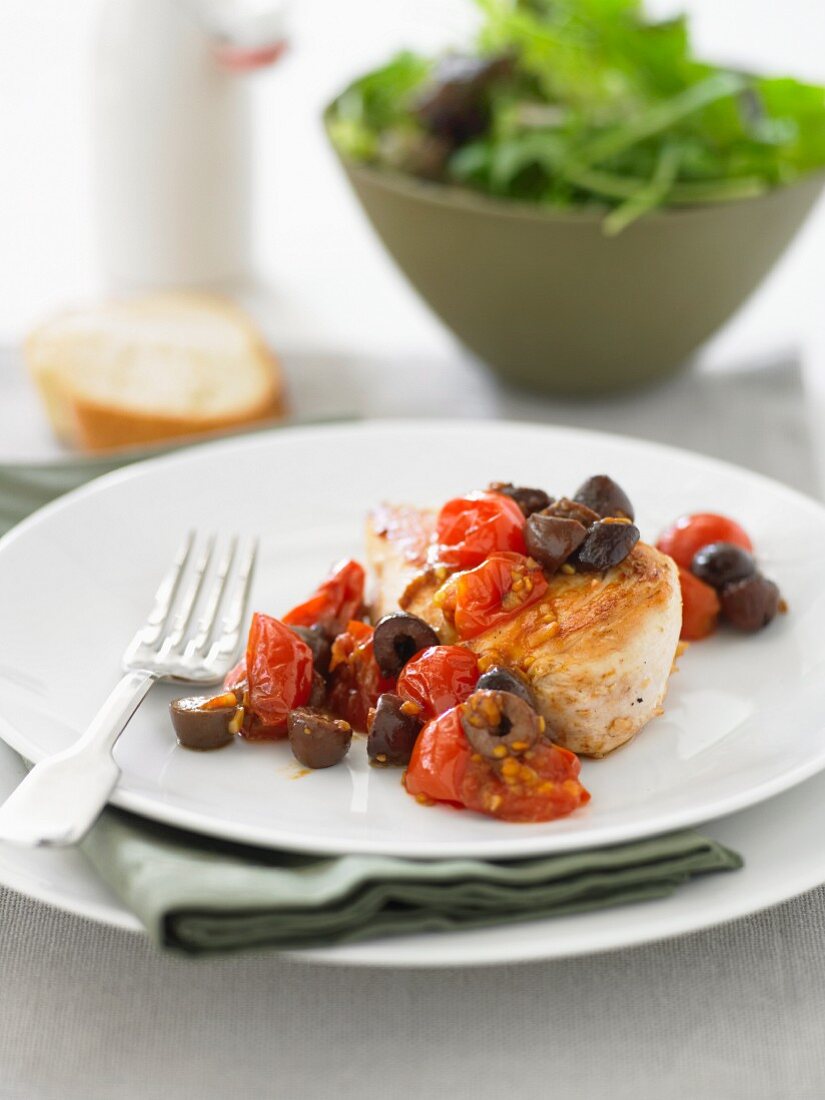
[367, 504, 682, 757]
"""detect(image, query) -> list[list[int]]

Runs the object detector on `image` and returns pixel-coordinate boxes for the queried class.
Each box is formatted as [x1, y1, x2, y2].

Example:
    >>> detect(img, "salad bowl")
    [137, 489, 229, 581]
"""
[331, 153, 824, 394]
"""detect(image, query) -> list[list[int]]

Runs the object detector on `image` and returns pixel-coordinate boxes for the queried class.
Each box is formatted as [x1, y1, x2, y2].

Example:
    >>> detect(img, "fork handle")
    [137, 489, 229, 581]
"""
[0, 670, 157, 847]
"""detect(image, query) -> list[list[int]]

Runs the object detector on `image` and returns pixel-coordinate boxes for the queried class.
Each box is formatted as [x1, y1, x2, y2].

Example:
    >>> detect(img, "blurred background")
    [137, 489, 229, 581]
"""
[2, 0, 825, 477]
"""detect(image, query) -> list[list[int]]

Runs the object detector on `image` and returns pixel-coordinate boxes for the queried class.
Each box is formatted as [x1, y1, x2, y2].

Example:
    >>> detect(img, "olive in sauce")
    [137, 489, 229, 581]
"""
[576, 520, 640, 572]
[460, 690, 543, 760]
[691, 542, 756, 590]
[372, 612, 440, 677]
[170, 692, 240, 751]
[367, 693, 423, 766]
[287, 708, 352, 769]
[573, 475, 635, 522]
[524, 513, 587, 573]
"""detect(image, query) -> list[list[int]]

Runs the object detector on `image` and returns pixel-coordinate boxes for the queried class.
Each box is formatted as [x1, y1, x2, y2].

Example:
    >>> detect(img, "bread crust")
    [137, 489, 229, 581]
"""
[25, 293, 287, 453]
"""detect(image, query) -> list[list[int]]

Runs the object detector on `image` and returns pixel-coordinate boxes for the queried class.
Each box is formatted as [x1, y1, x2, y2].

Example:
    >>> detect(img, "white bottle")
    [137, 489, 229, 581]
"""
[93, 0, 285, 289]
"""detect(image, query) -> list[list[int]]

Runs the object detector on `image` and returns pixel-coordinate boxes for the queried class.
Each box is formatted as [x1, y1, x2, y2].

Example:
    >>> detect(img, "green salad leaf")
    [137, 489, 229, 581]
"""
[328, 0, 825, 232]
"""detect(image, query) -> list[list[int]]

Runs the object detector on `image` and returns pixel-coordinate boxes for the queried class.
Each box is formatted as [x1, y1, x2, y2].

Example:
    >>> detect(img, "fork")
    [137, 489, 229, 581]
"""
[0, 532, 257, 847]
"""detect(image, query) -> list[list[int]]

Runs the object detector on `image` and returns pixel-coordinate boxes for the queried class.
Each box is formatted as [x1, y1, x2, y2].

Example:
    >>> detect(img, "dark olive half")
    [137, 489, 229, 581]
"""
[573, 475, 635, 522]
[691, 542, 756, 590]
[476, 667, 536, 710]
[720, 574, 780, 631]
[289, 625, 332, 677]
[542, 497, 600, 528]
[373, 612, 440, 677]
[415, 54, 513, 144]
[488, 482, 552, 517]
[287, 708, 352, 769]
[170, 694, 239, 751]
[367, 693, 424, 766]
[576, 521, 640, 572]
[525, 513, 587, 573]
[460, 690, 542, 759]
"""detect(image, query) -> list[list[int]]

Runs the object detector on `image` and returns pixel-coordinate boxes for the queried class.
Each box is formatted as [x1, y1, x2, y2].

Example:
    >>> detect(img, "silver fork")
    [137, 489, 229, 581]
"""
[0, 532, 257, 847]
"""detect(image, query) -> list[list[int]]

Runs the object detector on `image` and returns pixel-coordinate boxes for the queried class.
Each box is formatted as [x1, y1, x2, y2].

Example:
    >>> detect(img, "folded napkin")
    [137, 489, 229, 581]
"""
[83, 809, 740, 955]
[0, 444, 742, 956]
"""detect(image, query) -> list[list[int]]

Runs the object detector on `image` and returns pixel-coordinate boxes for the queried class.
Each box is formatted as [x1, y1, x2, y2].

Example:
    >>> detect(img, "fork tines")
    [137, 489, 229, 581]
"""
[123, 532, 258, 685]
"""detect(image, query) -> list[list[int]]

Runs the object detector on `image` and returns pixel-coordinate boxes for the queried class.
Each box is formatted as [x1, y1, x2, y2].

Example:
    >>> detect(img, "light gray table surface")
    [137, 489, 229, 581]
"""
[0, 345, 824, 1100]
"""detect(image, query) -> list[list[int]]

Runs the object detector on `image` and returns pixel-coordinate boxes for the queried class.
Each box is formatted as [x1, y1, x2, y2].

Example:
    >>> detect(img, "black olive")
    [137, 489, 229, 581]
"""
[476, 666, 536, 709]
[691, 542, 756, 590]
[308, 671, 327, 709]
[488, 482, 552, 517]
[372, 612, 440, 677]
[720, 573, 780, 631]
[576, 521, 640, 572]
[460, 690, 543, 759]
[415, 54, 513, 144]
[573, 475, 635, 522]
[170, 693, 239, 751]
[542, 497, 600, 528]
[289, 625, 332, 677]
[287, 708, 352, 769]
[524, 514, 587, 573]
[367, 693, 423, 766]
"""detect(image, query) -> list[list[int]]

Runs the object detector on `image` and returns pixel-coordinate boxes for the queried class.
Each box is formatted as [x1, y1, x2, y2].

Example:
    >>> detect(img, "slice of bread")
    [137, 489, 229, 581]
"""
[25, 293, 286, 452]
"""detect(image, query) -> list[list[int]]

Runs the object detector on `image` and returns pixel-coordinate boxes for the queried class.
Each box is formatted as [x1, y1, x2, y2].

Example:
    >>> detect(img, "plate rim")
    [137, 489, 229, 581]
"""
[2, 417, 825, 858]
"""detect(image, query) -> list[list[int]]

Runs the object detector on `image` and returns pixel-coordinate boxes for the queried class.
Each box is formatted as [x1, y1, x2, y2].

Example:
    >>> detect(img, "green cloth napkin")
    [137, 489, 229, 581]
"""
[0, 451, 742, 956]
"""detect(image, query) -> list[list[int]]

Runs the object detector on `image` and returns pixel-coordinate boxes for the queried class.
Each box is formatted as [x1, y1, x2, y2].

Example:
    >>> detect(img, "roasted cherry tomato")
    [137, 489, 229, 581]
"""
[460, 740, 589, 823]
[436, 491, 526, 569]
[242, 613, 313, 739]
[657, 513, 753, 569]
[224, 657, 247, 692]
[404, 707, 470, 805]
[327, 620, 395, 731]
[440, 551, 548, 640]
[283, 559, 365, 637]
[397, 645, 479, 719]
[678, 567, 721, 641]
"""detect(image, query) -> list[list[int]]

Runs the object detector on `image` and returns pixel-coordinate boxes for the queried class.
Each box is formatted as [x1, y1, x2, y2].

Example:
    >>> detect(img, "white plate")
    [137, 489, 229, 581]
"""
[0, 733, 823, 967]
[1, 420, 824, 859]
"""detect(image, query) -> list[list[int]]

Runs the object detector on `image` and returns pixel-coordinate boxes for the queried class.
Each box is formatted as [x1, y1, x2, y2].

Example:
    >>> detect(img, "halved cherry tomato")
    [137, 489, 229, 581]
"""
[657, 513, 753, 570]
[242, 613, 313, 739]
[397, 645, 479, 719]
[436, 491, 526, 569]
[224, 658, 247, 692]
[404, 707, 469, 805]
[461, 740, 589, 822]
[283, 559, 365, 637]
[442, 551, 548, 640]
[327, 620, 394, 731]
[678, 567, 721, 641]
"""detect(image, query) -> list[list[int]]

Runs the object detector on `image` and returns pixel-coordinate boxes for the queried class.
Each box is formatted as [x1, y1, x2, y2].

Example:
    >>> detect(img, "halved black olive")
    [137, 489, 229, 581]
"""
[573, 475, 635, 522]
[373, 612, 440, 677]
[460, 690, 542, 759]
[287, 707, 352, 769]
[289, 625, 332, 677]
[691, 542, 756, 590]
[576, 521, 640, 572]
[542, 497, 600, 528]
[170, 693, 239, 751]
[367, 693, 423, 766]
[488, 482, 552, 518]
[476, 666, 536, 709]
[525, 514, 587, 573]
[720, 573, 780, 631]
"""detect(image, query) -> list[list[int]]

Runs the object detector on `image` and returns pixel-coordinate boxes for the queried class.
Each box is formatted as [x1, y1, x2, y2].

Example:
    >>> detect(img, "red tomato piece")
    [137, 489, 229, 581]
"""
[446, 551, 548, 640]
[282, 559, 365, 637]
[223, 657, 247, 691]
[460, 741, 590, 823]
[678, 567, 721, 641]
[404, 707, 470, 805]
[327, 620, 395, 731]
[657, 513, 753, 570]
[436, 491, 526, 569]
[397, 645, 479, 719]
[243, 613, 313, 739]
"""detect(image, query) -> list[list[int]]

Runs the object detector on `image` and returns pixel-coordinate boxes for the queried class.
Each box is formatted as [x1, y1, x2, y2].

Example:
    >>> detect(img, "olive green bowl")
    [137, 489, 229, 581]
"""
[329, 136, 824, 394]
